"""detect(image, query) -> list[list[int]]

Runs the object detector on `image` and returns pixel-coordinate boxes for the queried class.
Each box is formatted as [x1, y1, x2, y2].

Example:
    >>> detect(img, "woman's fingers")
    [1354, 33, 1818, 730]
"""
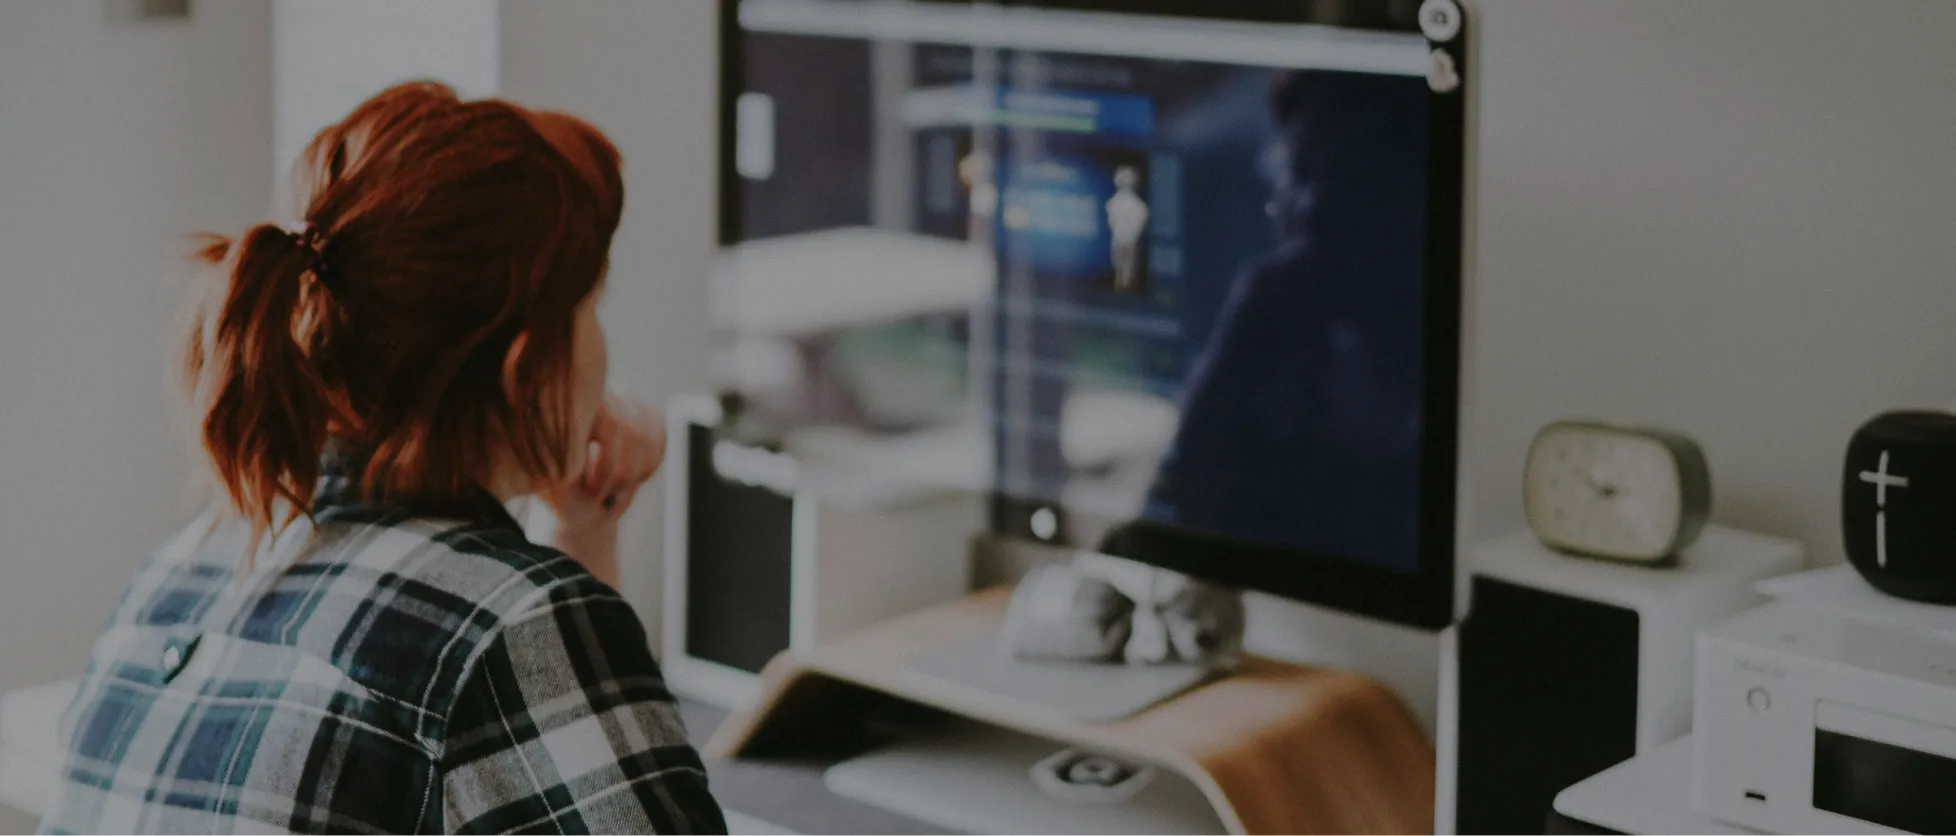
[606, 396, 664, 484]
[571, 395, 665, 509]
[584, 407, 622, 493]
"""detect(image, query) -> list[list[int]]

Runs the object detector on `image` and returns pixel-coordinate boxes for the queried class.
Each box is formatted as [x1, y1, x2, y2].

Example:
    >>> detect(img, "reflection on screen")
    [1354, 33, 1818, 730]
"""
[731, 0, 1432, 573]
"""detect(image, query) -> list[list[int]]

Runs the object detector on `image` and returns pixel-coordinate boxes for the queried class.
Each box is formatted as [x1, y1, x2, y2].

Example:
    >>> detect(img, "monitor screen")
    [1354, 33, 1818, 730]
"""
[720, 0, 1468, 627]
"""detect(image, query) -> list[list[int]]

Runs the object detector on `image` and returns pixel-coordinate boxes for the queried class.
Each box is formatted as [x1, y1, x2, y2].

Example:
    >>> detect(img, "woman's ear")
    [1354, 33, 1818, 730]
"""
[501, 331, 530, 408]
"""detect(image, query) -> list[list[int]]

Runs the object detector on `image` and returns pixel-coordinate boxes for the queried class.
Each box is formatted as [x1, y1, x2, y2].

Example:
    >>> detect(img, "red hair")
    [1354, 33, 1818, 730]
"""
[183, 81, 623, 543]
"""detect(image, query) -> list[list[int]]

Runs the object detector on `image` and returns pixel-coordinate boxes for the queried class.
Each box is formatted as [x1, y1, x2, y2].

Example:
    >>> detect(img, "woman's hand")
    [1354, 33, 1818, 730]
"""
[542, 395, 665, 586]
[549, 395, 665, 525]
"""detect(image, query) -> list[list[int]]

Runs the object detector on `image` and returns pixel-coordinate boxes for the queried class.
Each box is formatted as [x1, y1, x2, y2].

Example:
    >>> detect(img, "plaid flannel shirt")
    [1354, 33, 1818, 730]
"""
[40, 458, 727, 834]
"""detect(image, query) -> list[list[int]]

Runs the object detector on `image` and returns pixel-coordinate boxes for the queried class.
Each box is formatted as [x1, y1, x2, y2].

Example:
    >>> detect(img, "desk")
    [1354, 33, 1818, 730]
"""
[1547, 736, 1754, 835]
[681, 701, 944, 835]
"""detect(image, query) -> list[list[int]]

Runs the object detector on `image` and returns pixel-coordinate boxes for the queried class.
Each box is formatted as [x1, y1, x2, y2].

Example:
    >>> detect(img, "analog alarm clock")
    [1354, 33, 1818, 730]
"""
[1524, 421, 1712, 564]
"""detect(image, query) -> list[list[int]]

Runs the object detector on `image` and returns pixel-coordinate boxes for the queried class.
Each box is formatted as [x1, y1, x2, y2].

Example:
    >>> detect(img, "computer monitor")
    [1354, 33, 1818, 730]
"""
[718, 0, 1471, 629]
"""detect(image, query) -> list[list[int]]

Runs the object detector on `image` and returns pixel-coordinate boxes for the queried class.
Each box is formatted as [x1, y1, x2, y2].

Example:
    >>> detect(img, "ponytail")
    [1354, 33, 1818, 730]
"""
[177, 82, 623, 561]
[184, 224, 344, 549]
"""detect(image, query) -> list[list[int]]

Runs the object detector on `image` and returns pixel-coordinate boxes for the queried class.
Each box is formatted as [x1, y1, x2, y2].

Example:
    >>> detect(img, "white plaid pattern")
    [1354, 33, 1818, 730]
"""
[40, 462, 725, 834]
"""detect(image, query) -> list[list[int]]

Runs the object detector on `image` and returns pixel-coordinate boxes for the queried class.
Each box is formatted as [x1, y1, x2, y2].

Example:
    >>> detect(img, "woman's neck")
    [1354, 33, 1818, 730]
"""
[483, 453, 537, 504]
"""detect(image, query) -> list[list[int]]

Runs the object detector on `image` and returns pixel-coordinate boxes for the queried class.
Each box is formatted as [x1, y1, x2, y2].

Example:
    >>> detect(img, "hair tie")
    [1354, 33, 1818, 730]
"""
[281, 221, 333, 281]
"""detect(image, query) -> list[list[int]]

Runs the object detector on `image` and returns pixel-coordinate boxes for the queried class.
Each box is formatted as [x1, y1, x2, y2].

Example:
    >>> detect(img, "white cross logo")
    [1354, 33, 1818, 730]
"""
[1859, 450, 1910, 567]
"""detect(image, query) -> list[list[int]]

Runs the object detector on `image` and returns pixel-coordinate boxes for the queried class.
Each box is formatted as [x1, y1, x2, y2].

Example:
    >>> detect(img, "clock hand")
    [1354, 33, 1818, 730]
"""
[1579, 469, 1620, 499]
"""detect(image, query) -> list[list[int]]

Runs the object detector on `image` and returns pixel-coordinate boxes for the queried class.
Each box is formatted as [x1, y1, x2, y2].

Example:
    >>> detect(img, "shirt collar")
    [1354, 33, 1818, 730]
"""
[313, 439, 523, 532]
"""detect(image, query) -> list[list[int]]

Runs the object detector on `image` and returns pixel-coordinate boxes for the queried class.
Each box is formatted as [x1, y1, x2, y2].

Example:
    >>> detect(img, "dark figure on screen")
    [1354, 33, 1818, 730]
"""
[1151, 71, 1430, 570]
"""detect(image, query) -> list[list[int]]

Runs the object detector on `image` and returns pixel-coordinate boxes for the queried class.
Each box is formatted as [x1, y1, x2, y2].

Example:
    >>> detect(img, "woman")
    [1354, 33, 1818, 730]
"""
[39, 83, 726, 834]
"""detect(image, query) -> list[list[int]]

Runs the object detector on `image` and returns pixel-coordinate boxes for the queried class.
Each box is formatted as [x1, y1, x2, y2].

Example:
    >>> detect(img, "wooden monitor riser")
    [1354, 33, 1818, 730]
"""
[706, 588, 1436, 835]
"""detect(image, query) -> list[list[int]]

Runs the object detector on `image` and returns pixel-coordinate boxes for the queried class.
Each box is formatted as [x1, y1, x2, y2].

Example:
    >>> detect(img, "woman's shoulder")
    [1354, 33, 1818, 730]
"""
[401, 511, 607, 607]
[312, 509, 622, 650]
[311, 512, 626, 708]
[103, 511, 245, 628]
[122, 509, 608, 628]
[110, 510, 622, 711]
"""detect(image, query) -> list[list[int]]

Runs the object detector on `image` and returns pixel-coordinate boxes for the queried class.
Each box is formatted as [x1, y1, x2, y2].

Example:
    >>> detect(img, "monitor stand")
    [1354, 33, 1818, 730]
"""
[704, 588, 1437, 834]
[906, 632, 1224, 723]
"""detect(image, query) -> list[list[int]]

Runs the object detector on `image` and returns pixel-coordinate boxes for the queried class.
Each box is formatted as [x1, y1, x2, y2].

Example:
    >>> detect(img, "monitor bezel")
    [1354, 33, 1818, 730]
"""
[717, 0, 1471, 630]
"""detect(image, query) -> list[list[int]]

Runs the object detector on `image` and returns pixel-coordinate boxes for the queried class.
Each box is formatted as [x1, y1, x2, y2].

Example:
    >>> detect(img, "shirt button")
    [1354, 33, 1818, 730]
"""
[160, 635, 200, 683]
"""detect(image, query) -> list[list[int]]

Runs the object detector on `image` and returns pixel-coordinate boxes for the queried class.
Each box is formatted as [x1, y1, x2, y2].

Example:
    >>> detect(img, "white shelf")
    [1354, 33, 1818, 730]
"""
[713, 227, 991, 339]
[780, 385, 1177, 513]
[1470, 526, 1804, 614]
[783, 419, 990, 510]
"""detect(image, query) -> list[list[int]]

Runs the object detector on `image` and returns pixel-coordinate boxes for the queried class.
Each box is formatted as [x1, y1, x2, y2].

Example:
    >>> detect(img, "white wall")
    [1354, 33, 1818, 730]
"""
[498, 1, 721, 626]
[0, 7, 266, 828]
[0, 2, 714, 713]
[272, 0, 498, 177]
[0, 2, 271, 702]
[1471, 0, 1956, 565]
[1270, 0, 1956, 731]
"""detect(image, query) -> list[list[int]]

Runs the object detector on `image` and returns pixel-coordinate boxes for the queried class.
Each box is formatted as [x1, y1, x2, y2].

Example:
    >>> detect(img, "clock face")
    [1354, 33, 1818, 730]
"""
[1525, 425, 1685, 561]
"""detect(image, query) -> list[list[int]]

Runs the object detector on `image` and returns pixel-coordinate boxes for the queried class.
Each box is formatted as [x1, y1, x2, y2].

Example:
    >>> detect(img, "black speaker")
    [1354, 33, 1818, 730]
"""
[1455, 576, 1640, 835]
[1443, 530, 1800, 834]
[1842, 410, 1956, 604]
[682, 422, 796, 677]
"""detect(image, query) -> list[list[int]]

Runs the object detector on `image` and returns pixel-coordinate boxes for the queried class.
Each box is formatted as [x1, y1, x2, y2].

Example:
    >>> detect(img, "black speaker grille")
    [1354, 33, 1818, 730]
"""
[684, 426, 795, 674]
[1457, 576, 1640, 834]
